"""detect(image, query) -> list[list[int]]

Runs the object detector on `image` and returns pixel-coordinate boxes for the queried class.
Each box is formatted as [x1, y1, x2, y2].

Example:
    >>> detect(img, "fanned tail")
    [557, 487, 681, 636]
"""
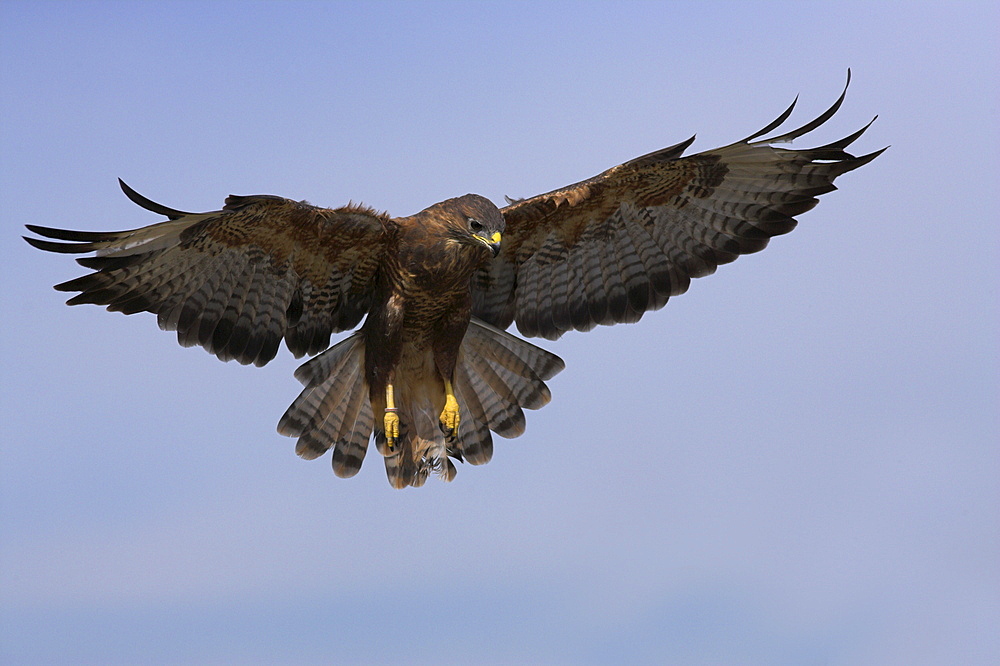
[451, 318, 565, 467]
[276, 319, 564, 488]
[377, 320, 563, 488]
[277, 333, 374, 478]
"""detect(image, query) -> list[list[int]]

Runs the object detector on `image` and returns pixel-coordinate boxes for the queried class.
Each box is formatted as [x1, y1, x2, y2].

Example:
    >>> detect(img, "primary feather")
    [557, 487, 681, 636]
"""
[25, 73, 881, 487]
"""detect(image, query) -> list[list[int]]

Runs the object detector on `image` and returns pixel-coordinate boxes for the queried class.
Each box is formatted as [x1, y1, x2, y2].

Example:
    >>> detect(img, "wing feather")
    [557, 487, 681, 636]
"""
[222, 259, 269, 362]
[619, 211, 673, 306]
[579, 233, 612, 329]
[610, 214, 651, 318]
[25, 181, 391, 365]
[567, 242, 599, 331]
[175, 252, 247, 348]
[474, 73, 883, 338]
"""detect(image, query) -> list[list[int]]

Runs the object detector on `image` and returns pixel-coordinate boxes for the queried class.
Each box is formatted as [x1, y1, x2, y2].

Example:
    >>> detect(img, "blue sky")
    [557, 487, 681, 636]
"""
[2, 1, 997, 664]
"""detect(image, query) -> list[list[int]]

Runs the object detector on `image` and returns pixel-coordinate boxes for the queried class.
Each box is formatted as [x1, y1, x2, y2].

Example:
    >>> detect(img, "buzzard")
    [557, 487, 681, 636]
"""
[25, 75, 882, 488]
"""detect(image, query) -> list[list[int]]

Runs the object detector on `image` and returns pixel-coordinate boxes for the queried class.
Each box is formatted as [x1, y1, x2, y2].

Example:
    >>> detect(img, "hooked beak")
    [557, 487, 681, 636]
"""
[475, 231, 502, 257]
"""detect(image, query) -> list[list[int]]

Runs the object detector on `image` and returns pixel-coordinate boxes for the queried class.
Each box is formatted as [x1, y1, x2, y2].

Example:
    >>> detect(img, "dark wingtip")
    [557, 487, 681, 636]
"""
[848, 146, 889, 170]
[739, 95, 798, 144]
[813, 115, 879, 153]
[22, 235, 48, 251]
[622, 134, 698, 168]
[25, 224, 51, 237]
[748, 70, 856, 146]
[23, 234, 95, 254]
[25, 223, 122, 242]
[119, 179, 195, 219]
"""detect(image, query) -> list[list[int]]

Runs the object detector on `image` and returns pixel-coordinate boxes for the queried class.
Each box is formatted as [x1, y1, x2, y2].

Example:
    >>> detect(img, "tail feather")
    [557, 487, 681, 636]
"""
[275, 319, 564, 488]
[453, 361, 495, 465]
[460, 357, 527, 438]
[330, 377, 375, 478]
[451, 318, 565, 458]
[475, 319, 565, 381]
[277, 333, 372, 476]
[480, 349, 552, 410]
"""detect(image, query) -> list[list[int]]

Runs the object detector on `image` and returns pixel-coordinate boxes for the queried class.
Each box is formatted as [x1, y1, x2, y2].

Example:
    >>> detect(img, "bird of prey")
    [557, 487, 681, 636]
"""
[25, 74, 882, 488]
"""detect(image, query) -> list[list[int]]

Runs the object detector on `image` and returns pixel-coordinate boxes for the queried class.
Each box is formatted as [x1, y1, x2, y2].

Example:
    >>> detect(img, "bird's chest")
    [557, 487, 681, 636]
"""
[397, 241, 480, 292]
[374, 251, 475, 340]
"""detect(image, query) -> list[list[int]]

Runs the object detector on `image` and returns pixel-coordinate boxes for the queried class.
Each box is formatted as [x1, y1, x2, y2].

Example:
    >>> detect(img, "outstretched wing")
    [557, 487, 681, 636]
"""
[25, 180, 391, 366]
[471, 72, 885, 339]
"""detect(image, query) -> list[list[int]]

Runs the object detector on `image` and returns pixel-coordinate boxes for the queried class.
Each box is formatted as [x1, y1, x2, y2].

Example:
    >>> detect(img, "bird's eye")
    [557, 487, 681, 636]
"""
[468, 218, 483, 232]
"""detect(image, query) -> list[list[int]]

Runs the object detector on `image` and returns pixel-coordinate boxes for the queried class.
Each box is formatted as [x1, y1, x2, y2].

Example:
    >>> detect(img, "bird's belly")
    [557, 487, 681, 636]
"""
[394, 346, 446, 415]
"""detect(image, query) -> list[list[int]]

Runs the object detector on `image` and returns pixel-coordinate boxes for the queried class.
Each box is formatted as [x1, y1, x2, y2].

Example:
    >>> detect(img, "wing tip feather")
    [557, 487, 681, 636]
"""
[745, 69, 855, 147]
[23, 235, 86, 254]
[118, 178, 195, 219]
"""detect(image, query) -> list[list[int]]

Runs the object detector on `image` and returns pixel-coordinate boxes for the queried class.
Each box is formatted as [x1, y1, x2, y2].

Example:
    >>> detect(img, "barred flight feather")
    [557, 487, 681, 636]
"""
[272, 318, 563, 487]
[26, 74, 880, 489]
[26, 182, 389, 366]
[477, 72, 884, 339]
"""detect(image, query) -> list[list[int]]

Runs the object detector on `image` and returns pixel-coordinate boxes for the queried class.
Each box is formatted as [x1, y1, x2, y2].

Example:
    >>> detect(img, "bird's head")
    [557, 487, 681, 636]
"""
[439, 194, 505, 258]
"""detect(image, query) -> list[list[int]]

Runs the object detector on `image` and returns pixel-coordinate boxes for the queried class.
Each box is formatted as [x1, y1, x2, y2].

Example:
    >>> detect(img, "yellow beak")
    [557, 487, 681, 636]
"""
[476, 231, 502, 257]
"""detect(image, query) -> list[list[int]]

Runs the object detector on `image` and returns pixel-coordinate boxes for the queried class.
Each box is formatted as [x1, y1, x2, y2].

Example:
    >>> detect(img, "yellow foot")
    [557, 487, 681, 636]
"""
[384, 409, 399, 451]
[384, 383, 399, 451]
[439, 380, 460, 440]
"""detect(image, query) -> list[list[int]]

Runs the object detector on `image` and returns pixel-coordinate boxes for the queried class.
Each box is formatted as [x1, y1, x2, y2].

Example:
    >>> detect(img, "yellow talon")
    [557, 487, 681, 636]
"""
[384, 383, 399, 451]
[439, 379, 460, 437]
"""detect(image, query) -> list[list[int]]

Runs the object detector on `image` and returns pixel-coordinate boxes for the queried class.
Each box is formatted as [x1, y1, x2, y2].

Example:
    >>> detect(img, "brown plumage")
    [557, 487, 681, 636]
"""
[24, 73, 882, 488]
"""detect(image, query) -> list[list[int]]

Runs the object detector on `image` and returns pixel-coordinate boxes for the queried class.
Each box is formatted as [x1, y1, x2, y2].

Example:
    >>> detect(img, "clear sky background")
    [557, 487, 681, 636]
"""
[2, 2, 997, 664]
